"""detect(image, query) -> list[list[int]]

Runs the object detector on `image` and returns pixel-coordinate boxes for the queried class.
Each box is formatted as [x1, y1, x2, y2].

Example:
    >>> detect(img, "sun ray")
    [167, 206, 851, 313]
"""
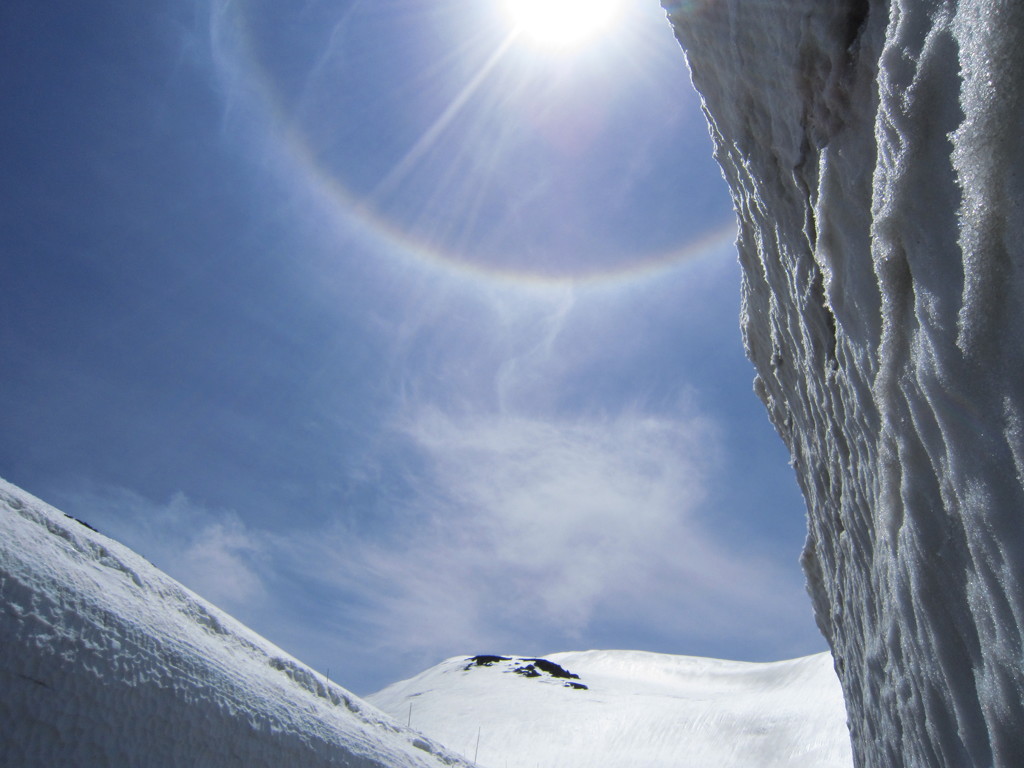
[368, 30, 520, 205]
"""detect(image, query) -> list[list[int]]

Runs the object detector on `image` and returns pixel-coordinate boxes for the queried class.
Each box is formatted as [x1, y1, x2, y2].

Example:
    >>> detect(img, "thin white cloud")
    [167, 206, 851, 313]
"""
[277, 403, 805, 659]
[402, 407, 714, 628]
[493, 288, 576, 411]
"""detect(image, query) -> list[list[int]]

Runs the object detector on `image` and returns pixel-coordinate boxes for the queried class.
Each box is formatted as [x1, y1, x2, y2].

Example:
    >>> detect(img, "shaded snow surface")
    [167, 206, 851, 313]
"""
[0, 478, 472, 768]
[662, 0, 1024, 765]
[368, 650, 853, 768]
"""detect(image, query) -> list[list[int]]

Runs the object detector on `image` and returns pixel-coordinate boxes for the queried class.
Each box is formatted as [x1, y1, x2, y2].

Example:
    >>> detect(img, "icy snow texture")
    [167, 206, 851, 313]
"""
[661, 0, 1024, 765]
[0, 478, 472, 768]
[368, 651, 853, 768]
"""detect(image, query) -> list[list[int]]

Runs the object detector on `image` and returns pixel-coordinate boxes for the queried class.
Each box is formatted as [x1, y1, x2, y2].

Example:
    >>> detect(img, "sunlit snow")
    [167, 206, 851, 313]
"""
[663, 0, 1024, 764]
[369, 651, 853, 768]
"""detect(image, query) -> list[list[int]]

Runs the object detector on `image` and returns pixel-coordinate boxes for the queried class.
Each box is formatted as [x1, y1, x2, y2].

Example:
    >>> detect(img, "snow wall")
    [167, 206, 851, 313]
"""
[0, 479, 471, 768]
[660, 0, 1024, 766]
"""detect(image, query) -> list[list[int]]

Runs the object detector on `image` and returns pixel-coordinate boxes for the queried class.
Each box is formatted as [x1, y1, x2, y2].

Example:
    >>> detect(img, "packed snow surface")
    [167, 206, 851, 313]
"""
[662, 0, 1024, 765]
[0, 478, 472, 768]
[368, 650, 853, 768]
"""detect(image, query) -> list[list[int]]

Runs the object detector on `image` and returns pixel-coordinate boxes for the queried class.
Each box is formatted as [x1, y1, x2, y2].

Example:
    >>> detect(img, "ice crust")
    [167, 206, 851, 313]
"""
[661, 0, 1024, 765]
[368, 650, 853, 768]
[0, 478, 471, 768]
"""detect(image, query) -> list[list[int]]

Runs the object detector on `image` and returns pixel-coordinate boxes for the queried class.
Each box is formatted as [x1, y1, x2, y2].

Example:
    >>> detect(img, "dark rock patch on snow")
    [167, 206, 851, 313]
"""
[64, 513, 98, 533]
[516, 658, 579, 680]
[464, 655, 586, 689]
[464, 655, 511, 670]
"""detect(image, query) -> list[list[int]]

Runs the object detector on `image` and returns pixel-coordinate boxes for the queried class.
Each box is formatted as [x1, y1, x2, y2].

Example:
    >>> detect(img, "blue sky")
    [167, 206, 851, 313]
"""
[1, 0, 824, 694]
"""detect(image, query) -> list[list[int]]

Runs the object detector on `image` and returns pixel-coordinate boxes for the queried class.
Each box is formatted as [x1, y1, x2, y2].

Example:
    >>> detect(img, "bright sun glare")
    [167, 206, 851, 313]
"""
[503, 0, 620, 48]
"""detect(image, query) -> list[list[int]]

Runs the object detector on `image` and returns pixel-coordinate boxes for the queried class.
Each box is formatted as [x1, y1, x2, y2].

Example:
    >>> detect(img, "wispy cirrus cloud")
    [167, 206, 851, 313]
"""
[275, 401, 806, 660]
[394, 407, 717, 633]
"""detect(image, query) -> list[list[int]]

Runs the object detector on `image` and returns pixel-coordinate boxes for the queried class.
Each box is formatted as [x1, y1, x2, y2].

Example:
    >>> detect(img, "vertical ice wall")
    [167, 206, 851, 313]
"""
[661, 0, 1024, 765]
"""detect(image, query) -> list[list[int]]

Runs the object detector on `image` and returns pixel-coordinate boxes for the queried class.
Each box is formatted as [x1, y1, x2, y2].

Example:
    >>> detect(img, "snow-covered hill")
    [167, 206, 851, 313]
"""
[1, 474, 853, 767]
[0, 477, 471, 768]
[662, 0, 1024, 765]
[368, 650, 853, 768]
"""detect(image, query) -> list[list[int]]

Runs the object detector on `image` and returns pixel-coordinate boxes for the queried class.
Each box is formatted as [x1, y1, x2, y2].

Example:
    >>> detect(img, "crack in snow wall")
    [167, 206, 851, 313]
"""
[661, 1, 1024, 766]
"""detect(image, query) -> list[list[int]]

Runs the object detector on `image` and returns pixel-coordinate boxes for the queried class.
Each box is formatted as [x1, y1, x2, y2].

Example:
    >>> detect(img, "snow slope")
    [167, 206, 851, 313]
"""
[662, 0, 1024, 765]
[368, 650, 853, 768]
[0, 477, 472, 768]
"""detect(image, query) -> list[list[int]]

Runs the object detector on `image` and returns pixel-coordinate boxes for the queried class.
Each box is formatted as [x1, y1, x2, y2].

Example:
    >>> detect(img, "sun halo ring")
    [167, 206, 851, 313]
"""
[222, 0, 734, 289]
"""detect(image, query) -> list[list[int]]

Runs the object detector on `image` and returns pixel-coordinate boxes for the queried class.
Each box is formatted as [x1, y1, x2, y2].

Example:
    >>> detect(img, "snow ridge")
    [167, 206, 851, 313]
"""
[0, 478, 472, 768]
[661, 0, 1024, 765]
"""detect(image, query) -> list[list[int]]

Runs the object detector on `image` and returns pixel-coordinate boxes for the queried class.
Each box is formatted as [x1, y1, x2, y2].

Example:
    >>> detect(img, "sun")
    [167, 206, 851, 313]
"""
[503, 0, 621, 49]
